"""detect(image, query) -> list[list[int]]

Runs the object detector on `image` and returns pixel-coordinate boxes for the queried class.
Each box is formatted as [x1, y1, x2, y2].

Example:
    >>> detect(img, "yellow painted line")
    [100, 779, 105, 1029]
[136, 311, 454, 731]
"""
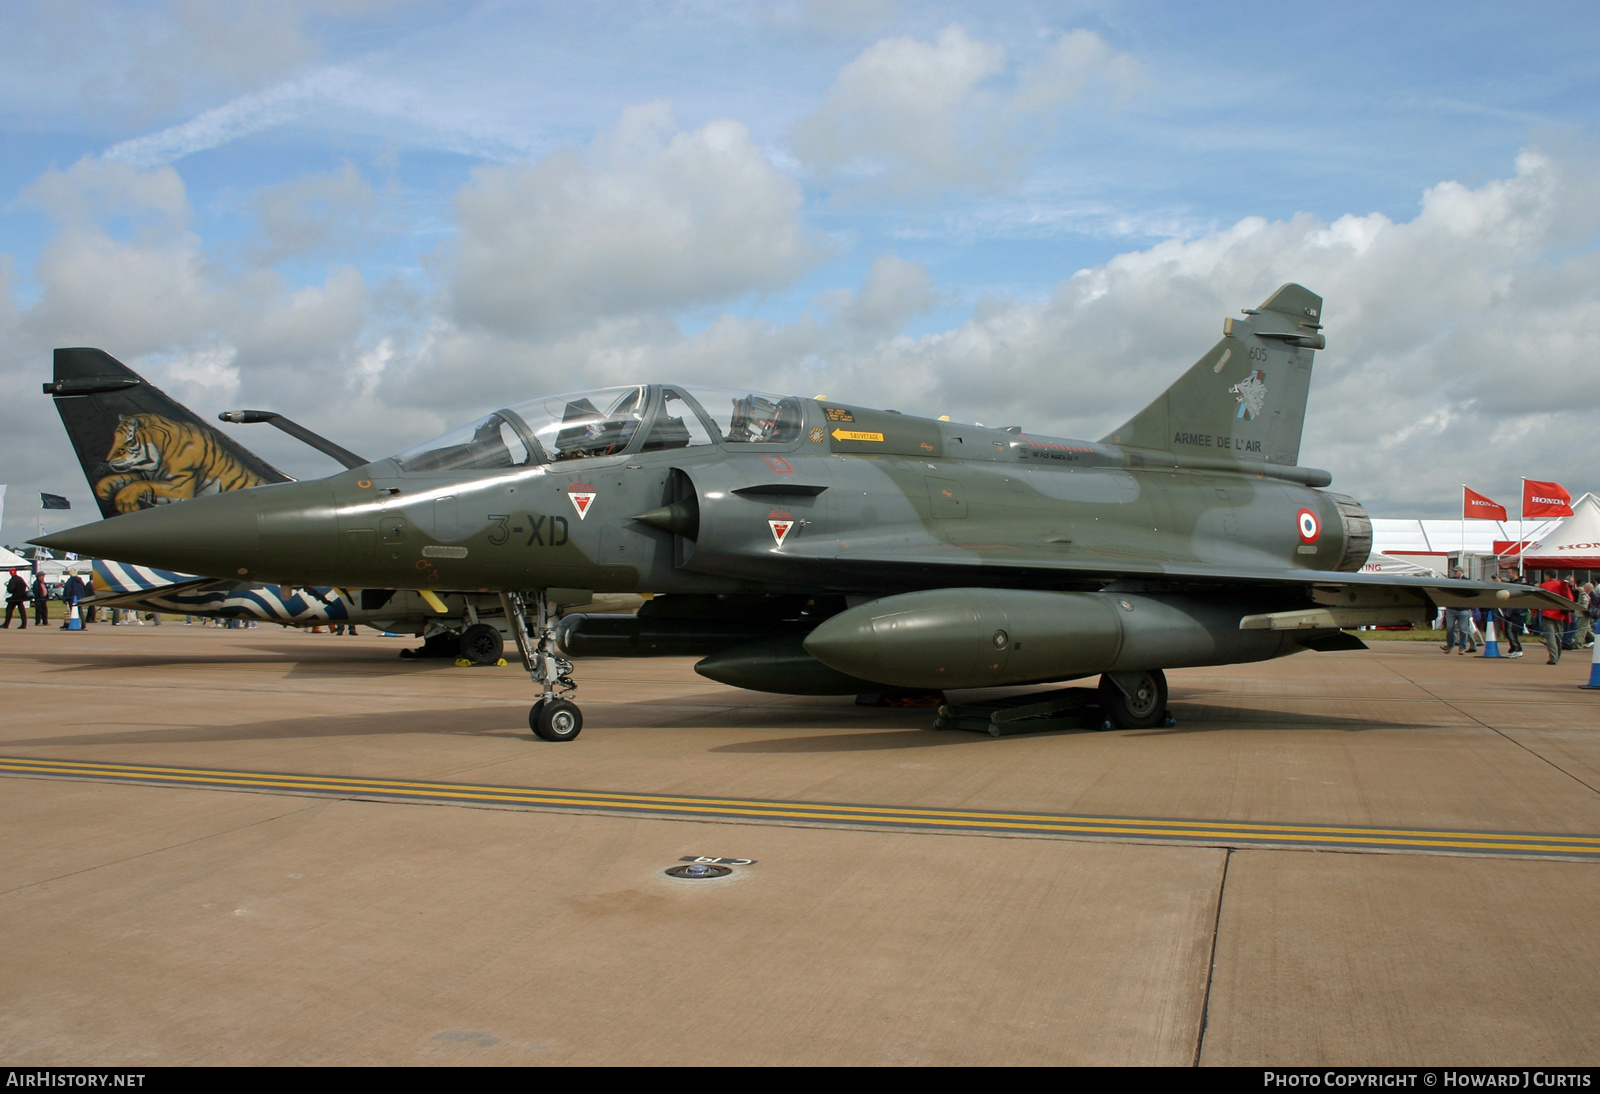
[3, 756, 1598, 859]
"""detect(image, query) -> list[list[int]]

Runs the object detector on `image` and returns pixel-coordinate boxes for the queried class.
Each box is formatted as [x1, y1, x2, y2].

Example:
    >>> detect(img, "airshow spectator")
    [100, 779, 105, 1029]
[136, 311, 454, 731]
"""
[1442, 569, 1474, 655]
[1490, 574, 1524, 658]
[59, 569, 89, 628]
[3, 569, 28, 628]
[1576, 582, 1596, 649]
[1561, 573, 1584, 650]
[31, 572, 49, 626]
[1537, 573, 1577, 664]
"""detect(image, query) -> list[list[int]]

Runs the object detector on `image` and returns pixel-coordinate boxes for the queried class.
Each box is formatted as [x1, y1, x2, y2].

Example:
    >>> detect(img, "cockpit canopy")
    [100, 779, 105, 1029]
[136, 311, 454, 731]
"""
[392, 385, 806, 473]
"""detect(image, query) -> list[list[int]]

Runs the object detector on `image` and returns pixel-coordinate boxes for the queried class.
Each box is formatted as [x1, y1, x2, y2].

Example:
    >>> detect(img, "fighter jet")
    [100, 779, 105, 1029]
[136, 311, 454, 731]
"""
[35, 285, 1572, 740]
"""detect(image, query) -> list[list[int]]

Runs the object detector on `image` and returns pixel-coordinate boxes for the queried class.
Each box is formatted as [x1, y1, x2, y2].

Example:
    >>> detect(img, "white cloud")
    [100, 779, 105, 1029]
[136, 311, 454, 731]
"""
[762, 0, 901, 37]
[0, 156, 385, 515]
[252, 161, 378, 261]
[18, 159, 213, 354]
[446, 103, 824, 339]
[103, 67, 360, 167]
[817, 254, 936, 332]
[0, 1, 335, 128]
[20, 156, 189, 230]
[1012, 28, 1140, 112]
[792, 24, 1008, 189]
[792, 25, 1138, 193]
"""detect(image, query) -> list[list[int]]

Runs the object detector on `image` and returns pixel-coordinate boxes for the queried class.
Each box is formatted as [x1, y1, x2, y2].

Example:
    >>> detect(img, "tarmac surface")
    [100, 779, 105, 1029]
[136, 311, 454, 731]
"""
[1, 624, 1598, 1066]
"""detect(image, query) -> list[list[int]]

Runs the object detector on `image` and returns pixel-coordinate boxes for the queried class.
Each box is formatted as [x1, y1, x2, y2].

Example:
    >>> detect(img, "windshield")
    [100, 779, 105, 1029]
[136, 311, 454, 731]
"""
[687, 388, 806, 444]
[394, 387, 646, 472]
[392, 412, 537, 473]
[392, 384, 804, 472]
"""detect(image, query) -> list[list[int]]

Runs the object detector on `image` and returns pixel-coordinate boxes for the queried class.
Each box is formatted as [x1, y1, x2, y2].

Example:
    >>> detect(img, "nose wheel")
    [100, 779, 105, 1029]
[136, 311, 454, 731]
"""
[502, 591, 582, 741]
[530, 698, 583, 741]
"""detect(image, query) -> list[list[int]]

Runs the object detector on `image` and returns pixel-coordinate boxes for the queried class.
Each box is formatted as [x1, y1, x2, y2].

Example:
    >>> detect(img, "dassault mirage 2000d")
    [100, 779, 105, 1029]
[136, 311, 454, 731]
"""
[34, 284, 1572, 740]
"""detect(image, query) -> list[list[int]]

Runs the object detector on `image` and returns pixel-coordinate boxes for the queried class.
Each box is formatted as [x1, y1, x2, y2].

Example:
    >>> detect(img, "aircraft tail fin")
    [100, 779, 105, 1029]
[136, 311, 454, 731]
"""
[45, 348, 292, 520]
[1100, 284, 1325, 468]
[89, 558, 213, 607]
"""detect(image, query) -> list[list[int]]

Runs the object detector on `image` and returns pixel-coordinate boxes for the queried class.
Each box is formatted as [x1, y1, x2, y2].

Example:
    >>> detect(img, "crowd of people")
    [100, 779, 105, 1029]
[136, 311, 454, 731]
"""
[4, 566, 89, 629]
[1439, 570, 1597, 664]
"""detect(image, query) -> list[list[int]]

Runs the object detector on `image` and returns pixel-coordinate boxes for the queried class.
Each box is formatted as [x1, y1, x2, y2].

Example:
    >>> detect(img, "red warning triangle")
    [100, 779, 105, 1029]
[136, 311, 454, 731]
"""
[568, 484, 596, 520]
[768, 510, 795, 548]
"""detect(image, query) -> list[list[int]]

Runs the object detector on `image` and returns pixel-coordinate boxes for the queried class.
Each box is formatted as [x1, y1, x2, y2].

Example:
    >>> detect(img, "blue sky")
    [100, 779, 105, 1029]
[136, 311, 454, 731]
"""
[3, 0, 1599, 542]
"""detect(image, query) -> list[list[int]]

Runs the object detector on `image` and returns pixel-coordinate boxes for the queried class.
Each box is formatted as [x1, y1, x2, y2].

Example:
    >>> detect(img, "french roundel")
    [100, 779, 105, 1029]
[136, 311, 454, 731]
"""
[1296, 508, 1320, 543]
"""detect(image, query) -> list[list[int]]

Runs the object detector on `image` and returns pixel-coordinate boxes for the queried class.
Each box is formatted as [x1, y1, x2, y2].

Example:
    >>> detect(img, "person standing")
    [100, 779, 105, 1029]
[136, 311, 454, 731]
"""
[1442, 570, 1473, 655]
[3, 569, 29, 628]
[1538, 573, 1576, 664]
[1501, 576, 1528, 658]
[1561, 573, 1583, 650]
[31, 572, 49, 626]
[1576, 582, 1596, 649]
[1502, 606, 1524, 657]
[1488, 575, 1522, 658]
[59, 569, 89, 628]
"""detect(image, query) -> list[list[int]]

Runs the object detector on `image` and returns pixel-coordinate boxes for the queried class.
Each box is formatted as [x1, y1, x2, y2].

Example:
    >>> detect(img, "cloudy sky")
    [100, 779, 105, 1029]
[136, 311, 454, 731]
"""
[3, 0, 1598, 543]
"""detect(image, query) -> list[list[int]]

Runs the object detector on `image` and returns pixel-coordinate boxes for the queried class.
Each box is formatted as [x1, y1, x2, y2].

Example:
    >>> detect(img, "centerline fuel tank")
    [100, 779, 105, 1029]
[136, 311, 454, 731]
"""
[802, 587, 1306, 690]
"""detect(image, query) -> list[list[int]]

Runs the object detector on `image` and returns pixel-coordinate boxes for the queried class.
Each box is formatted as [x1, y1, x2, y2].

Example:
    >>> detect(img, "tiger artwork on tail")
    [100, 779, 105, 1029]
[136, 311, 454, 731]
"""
[94, 414, 270, 513]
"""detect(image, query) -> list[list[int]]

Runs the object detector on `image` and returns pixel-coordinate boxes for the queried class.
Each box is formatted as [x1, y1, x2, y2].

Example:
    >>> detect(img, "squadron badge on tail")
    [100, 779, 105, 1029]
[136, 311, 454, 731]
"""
[95, 414, 271, 513]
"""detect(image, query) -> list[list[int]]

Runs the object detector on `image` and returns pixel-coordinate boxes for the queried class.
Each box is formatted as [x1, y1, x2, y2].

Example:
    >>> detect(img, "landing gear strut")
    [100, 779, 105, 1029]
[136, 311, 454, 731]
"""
[501, 591, 582, 741]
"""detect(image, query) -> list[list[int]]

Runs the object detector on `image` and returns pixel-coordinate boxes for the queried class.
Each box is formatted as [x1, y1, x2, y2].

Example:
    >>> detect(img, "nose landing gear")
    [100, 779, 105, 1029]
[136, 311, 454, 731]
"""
[501, 591, 582, 741]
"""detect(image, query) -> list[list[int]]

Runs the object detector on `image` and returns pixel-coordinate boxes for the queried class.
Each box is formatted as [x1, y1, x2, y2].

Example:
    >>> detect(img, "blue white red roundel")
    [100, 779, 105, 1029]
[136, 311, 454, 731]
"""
[1296, 508, 1320, 543]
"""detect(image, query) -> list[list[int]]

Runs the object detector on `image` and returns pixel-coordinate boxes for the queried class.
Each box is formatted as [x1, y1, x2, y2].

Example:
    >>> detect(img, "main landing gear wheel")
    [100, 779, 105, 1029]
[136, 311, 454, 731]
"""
[530, 698, 583, 741]
[400, 631, 457, 660]
[457, 623, 504, 666]
[1098, 669, 1168, 730]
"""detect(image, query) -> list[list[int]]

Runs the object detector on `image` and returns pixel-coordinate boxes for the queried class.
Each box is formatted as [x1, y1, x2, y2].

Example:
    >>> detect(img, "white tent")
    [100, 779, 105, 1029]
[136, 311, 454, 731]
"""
[1358, 552, 1448, 576]
[1520, 493, 1600, 570]
[1369, 516, 1560, 556]
[0, 544, 28, 568]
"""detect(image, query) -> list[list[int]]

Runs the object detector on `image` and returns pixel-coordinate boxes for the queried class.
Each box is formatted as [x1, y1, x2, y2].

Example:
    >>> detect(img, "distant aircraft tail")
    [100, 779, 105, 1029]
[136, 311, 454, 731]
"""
[1101, 284, 1326, 468]
[45, 348, 291, 519]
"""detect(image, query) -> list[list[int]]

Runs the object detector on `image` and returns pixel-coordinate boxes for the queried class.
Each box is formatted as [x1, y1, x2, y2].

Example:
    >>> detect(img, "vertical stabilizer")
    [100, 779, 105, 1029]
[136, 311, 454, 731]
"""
[46, 348, 291, 519]
[1101, 284, 1325, 467]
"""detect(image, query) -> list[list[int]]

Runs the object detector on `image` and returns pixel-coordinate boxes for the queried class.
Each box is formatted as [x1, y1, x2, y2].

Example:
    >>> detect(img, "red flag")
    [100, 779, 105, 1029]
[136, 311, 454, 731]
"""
[1523, 479, 1574, 518]
[1463, 487, 1507, 521]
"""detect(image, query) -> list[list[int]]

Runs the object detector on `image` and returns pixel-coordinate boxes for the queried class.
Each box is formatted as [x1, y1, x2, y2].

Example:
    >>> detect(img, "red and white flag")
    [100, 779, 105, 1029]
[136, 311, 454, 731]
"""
[1522, 479, 1574, 518]
[1462, 487, 1507, 521]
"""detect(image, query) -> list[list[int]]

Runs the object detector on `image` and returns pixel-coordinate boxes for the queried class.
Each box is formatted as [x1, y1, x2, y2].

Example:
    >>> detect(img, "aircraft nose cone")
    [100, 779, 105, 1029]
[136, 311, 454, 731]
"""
[34, 490, 265, 575]
[32, 480, 338, 582]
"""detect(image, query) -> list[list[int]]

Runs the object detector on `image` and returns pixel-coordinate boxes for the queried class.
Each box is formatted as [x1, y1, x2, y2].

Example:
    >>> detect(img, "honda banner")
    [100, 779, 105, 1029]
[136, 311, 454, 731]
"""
[1523, 480, 1574, 518]
[1463, 487, 1507, 521]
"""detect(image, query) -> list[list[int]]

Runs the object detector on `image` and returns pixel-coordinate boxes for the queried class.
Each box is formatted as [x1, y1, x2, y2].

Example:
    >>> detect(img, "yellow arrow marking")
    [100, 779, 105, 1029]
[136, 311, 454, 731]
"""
[831, 429, 885, 442]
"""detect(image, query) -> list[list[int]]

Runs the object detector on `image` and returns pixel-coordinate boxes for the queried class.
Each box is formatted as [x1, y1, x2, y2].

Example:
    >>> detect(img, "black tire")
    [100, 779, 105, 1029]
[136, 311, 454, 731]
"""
[530, 698, 583, 741]
[458, 623, 504, 666]
[402, 631, 459, 660]
[1098, 670, 1168, 729]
